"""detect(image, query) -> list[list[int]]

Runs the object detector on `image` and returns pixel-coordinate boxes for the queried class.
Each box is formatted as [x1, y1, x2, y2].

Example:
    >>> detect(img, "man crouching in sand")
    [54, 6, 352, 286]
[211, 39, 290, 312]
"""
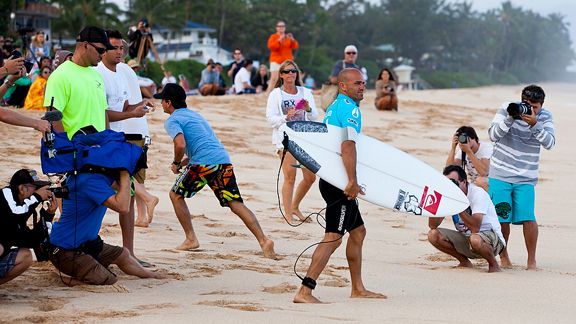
[158, 84, 276, 259]
[48, 170, 164, 285]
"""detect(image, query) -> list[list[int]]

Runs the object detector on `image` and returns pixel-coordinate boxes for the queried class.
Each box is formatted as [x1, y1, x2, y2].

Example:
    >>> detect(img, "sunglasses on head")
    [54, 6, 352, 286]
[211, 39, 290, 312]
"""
[280, 69, 298, 74]
[346, 52, 357, 55]
[87, 42, 107, 54]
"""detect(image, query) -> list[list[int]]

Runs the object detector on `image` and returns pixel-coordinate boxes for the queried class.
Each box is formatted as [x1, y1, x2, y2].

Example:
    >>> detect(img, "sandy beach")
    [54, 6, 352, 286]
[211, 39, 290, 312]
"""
[0, 83, 575, 323]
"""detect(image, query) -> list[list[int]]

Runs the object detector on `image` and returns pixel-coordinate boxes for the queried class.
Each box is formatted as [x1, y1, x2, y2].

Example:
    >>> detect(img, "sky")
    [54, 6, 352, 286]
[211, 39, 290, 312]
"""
[446, 0, 576, 46]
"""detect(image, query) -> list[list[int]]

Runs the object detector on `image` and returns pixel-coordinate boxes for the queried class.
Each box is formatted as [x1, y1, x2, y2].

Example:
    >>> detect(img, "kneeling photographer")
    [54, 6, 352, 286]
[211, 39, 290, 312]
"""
[0, 169, 56, 285]
[446, 126, 492, 191]
[46, 168, 164, 285]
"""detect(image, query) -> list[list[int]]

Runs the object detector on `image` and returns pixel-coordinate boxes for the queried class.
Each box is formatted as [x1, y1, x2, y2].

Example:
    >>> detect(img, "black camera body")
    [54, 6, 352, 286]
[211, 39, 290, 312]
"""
[10, 50, 34, 74]
[457, 133, 469, 144]
[49, 186, 69, 199]
[507, 101, 532, 120]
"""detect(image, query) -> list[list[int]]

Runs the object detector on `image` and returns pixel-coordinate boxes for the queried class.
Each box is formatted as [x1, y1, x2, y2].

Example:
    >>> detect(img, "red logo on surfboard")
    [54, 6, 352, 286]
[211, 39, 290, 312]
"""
[419, 186, 442, 215]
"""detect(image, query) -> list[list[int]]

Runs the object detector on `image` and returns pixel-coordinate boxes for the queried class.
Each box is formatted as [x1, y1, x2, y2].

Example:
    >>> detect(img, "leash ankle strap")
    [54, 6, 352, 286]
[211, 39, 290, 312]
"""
[302, 276, 317, 290]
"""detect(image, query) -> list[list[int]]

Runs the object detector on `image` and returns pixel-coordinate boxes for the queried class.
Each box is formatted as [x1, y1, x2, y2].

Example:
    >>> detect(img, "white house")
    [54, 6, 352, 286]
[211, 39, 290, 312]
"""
[150, 21, 231, 64]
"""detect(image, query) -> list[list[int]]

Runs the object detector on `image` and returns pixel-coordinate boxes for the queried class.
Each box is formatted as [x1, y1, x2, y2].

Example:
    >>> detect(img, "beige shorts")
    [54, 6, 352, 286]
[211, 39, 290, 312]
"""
[49, 242, 124, 285]
[270, 62, 281, 72]
[437, 228, 504, 259]
[126, 138, 147, 183]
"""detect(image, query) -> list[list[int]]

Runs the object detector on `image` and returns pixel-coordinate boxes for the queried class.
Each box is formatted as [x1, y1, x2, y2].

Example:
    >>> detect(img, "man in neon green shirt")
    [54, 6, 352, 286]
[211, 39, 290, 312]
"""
[44, 26, 116, 139]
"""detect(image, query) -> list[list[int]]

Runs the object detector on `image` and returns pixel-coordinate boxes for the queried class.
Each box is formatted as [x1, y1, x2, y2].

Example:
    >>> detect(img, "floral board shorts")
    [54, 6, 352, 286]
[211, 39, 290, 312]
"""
[171, 164, 243, 207]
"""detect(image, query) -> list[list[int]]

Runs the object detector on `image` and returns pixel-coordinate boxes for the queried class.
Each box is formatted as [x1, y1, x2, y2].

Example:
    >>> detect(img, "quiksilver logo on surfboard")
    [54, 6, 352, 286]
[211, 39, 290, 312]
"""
[419, 186, 442, 215]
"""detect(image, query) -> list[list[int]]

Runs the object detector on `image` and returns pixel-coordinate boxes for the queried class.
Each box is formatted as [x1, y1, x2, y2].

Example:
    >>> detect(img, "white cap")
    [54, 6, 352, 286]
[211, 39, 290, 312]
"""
[344, 45, 358, 53]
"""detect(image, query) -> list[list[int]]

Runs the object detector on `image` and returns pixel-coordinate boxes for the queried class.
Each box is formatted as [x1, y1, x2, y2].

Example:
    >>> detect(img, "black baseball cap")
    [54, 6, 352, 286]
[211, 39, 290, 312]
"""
[76, 26, 116, 50]
[154, 83, 187, 108]
[9, 169, 51, 188]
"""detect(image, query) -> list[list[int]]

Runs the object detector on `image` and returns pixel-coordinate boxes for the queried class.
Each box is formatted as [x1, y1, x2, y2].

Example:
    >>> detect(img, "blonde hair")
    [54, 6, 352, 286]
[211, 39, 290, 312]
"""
[273, 60, 302, 89]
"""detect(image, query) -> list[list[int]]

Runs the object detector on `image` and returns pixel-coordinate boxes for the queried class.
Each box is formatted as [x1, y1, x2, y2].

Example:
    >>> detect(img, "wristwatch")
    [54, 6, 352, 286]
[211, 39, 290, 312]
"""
[172, 161, 181, 166]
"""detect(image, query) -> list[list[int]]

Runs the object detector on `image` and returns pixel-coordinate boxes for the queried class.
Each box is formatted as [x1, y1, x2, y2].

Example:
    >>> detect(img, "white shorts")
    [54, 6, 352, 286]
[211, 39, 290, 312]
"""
[270, 62, 281, 72]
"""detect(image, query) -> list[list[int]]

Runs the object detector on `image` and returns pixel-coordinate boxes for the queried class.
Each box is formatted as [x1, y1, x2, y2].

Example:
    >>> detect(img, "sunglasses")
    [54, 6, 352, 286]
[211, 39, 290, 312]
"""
[276, 25, 286, 28]
[42, 71, 50, 74]
[449, 178, 460, 186]
[280, 69, 298, 74]
[87, 42, 107, 54]
[346, 52, 357, 55]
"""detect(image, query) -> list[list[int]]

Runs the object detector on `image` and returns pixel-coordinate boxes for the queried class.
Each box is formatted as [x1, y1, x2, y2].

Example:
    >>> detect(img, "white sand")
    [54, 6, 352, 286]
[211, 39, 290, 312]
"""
[0, 83, 575, 323]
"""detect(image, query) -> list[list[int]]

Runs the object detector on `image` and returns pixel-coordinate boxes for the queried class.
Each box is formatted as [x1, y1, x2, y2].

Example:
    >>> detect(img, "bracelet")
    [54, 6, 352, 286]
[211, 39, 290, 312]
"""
[172, 161, 181, 166]
[3, 78, 13, 87]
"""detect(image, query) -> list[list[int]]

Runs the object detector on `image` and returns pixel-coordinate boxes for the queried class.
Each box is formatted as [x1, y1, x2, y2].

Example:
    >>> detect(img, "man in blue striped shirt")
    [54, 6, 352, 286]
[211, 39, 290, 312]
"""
[488, 85, 555, 270]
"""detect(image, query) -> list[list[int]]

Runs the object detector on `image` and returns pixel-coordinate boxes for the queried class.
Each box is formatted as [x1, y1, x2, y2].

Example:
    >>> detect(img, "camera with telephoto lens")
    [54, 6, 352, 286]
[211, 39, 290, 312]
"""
[49, 186, 69, 199]
[10, 50, 34, 74]
[507, 101, 532, 120]
[457, 133, 468, 144]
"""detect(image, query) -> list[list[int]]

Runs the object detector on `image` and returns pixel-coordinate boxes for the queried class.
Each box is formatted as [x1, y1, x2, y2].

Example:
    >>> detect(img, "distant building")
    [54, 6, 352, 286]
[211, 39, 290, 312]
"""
[11, 1, 60, 45]
[151, 21, 231, 64]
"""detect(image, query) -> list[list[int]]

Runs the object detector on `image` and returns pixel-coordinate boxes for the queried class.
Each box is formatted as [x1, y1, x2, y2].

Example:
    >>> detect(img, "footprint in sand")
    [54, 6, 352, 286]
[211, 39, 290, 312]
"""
[35, 298, 69, 312]
[262, 282, 298, 294]
[197, 299, 265, 312]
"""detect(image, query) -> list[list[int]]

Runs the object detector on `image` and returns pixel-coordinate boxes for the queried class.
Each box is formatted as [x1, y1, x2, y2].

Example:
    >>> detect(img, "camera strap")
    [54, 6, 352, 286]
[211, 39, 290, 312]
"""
[461, 151, 466, 169]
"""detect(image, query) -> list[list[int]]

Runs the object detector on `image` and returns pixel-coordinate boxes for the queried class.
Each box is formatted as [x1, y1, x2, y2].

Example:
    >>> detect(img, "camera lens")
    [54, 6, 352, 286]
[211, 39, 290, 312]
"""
[458, 134, 468, 144]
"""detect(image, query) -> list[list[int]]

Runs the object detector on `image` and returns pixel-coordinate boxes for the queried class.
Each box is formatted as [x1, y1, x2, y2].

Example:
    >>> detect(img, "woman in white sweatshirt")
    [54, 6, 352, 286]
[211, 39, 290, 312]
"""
[266, 60, 318, 222]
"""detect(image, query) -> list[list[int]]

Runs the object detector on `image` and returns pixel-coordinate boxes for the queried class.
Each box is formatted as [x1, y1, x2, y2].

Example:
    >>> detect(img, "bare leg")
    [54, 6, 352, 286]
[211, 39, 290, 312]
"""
[134, 182, 159, 227]
[113, 248, 164, 279]
[278, 152, 297, 221]
[523, 221, 538, 270]
[0, 248, 32, 285]
[293, 233, 342, 303]
[227, 201, 275, 259]
[428, 229, 473, 268]
[469, 234, 501, 272]
[292, 167, 316, 221]
[499, 222, 513, 268]
[347, 226, 387, 298]
[267, 70, 279, 95]
[119, 196, 136, 257]
[169, 191, 199, 250]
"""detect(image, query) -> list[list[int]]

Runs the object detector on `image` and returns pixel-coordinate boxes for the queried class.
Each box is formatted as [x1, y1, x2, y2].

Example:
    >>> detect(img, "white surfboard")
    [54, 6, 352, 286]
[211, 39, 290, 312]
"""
[280, 121, 469, 217]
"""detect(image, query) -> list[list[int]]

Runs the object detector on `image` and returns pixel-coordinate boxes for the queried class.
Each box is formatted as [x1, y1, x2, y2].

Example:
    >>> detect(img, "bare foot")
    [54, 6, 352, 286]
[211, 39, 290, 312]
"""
[294, 288, 324, 303]
[488, 265, 502, 273]
[292, 209, 311, 223]
[175, 238, 200, 251]
[146, 196, 159, 224]
[456, 260, 473, 268]
[351, 289, 387, 299]
[260, 239, 277, 259]
[500, 257, 513, 269]
[134, 219, 149, 228]
[526, 261, 537, 270]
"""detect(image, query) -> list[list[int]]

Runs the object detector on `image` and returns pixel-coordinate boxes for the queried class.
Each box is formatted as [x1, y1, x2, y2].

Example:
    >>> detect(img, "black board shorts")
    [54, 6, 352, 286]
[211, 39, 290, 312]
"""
[319, 179, 364, 235]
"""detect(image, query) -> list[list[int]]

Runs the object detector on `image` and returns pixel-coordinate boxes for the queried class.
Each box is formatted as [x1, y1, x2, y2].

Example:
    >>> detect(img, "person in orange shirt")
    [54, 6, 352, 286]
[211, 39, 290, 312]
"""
[24, 66, 51, 111]
[267, 20, 299, 94]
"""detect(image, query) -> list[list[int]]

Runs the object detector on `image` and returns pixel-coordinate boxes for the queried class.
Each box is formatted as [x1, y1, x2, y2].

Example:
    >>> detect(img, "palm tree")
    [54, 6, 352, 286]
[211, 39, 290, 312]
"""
[49, 0, 123, 38]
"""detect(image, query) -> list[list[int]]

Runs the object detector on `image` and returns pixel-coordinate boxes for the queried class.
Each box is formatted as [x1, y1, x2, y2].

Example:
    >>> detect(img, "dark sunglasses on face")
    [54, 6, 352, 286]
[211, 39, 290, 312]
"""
[87, 42, 107, 54]
[346, 52, 357, 55]
[280, 69, 298, 74]
[449, 178, 460, 186]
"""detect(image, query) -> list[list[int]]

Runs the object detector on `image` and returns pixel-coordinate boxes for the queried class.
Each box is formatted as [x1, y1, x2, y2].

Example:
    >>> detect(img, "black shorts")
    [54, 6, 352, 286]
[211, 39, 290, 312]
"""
[319, 179, 364, 235]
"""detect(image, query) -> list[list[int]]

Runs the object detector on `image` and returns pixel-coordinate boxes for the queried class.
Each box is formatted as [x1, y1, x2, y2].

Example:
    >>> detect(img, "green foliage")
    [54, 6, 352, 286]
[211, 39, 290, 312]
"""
[144, 59, 205, 86]
[33, 0, 576, 88]
[420, 70, 520, 88]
